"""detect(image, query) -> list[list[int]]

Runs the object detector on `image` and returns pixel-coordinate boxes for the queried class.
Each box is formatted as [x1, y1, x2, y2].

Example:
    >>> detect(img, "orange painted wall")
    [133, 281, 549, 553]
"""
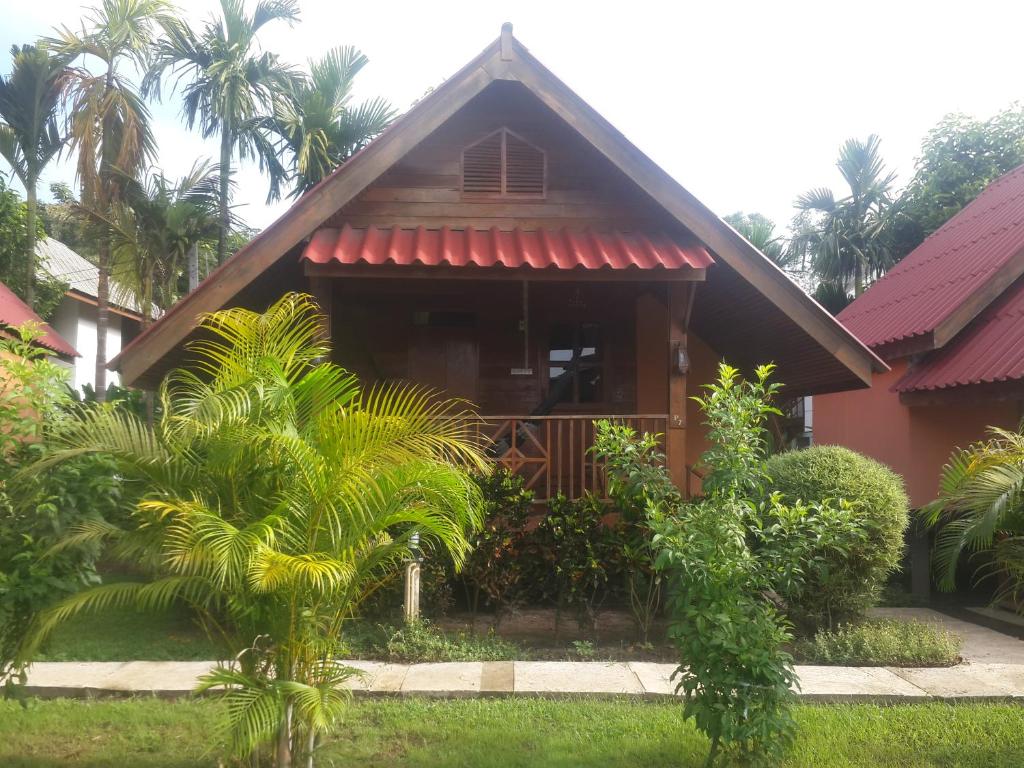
[814, 360, 1020, 507]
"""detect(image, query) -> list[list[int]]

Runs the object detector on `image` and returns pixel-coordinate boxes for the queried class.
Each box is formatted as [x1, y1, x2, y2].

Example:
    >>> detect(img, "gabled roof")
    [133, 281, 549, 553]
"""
[839, 164, 1024, 357]
[0, 280, 78, 358]
[111, 24, 885, 389]
[37, 237, 146, 318]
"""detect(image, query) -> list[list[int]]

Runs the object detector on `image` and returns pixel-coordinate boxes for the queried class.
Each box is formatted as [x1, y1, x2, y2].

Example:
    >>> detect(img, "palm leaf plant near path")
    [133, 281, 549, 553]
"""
[922, 425, 1024, 608]
[19, 292, 487, 768]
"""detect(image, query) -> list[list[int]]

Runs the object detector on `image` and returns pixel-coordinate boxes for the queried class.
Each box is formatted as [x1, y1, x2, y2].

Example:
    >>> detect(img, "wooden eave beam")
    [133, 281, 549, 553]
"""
[898, 379, 1024, 407]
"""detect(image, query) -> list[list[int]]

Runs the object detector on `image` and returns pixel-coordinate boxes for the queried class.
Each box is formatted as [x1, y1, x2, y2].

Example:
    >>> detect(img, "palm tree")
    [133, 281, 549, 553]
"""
[0, 45, 68, 310]
[793, 135, 899, 297]
[45, 0, 168, 401]
[921, 426, 1024, 607]
[144, 0, 302, 264]
[20, 293, 486, 766]
[723, 212, 795, 270]
[271, 46, 395, 197]
[104, 161, 220, 326]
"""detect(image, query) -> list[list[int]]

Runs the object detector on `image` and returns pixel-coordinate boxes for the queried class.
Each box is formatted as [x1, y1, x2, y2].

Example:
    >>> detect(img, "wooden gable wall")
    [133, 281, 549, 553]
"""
[323, 81, 684, 234]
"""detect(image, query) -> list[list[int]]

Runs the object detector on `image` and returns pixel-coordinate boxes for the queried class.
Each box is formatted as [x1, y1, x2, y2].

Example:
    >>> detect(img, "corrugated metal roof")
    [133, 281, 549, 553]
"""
[302, 225, 714, 271]
[0, 281, 78, 357]
[839, 164, 1024, 349]
[36, 237, 144, 315]
[895, 277, 1024, 392]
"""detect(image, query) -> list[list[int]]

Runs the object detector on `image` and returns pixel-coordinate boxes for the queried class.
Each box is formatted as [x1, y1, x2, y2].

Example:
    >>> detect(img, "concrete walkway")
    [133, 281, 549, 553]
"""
[22, 659, 1024, 702]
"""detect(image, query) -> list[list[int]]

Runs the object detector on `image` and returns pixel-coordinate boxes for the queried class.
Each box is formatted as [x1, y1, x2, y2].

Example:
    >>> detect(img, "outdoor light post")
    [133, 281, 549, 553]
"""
[404, 531, 421, 622]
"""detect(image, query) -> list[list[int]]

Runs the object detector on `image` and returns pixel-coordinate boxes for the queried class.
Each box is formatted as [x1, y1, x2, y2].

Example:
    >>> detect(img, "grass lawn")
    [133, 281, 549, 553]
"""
[0, 697, 1021, 767]
[37, 605, 221, 662]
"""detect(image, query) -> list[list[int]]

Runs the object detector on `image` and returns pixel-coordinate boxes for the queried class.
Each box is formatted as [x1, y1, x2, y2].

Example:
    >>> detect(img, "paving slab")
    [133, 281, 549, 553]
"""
[401, 662, 482, 696]
[342, 661, 409, 694]
[891, 663, 1024, 699]
[480, 661, 514, 694]
[794, 665, 928, 701]
[514, 661, 644, 696]
[627, 662, 679, 697]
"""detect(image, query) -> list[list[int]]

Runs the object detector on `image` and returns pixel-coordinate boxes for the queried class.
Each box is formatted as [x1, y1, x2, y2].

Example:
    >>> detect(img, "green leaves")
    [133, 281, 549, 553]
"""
[922, 425, 1024, 598]
[21, 291, 486, 765]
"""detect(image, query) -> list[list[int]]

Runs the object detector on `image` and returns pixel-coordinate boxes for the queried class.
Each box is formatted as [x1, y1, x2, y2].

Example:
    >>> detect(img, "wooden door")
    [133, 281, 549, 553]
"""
[409, 325, 479, 402]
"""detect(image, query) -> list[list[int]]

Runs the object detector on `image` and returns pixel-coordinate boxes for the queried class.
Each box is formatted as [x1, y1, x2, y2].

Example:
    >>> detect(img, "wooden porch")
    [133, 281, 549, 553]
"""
[313, 275, 707, 499]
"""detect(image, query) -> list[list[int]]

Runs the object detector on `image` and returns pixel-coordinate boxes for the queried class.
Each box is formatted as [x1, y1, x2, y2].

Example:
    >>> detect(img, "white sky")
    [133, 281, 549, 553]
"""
[3, 0, 1024, 233]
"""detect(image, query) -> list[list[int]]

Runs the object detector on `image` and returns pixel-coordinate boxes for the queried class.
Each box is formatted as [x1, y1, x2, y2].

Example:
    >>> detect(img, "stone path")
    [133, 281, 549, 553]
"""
[22, 608, 1024, 702]
[22, 659, 1024, 701]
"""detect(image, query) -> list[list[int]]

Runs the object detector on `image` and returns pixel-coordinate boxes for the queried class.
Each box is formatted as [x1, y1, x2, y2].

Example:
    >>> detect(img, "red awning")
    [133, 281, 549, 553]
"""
[0, 281, 77, 357]
[302, 224, 713, 271]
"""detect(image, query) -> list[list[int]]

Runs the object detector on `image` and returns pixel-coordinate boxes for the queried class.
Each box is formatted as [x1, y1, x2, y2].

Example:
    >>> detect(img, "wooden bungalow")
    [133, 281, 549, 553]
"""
[110, 24, 884, 500]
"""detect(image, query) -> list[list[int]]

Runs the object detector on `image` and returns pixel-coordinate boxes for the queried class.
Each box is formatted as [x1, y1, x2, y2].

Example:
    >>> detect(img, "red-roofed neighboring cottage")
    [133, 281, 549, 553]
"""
[816, 165, 1024, 512]
[0, 280, 77, 359]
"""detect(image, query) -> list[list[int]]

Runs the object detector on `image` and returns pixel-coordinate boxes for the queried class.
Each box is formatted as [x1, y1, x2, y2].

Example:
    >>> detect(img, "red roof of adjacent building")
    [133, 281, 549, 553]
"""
[839, 164, 1024, 349]
[302, 225, 714, 271]
[895, 277, 1024, 393]
[0, 281, 77, 357]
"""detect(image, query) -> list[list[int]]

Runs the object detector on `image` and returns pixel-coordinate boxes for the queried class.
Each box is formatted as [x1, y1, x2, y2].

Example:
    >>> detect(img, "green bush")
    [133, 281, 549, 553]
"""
[343, 620, 523, 662]
[0, 326, 123, 689]
[792, 619, 961, 666]
[600, 363, 798, 767]
[766, 445, 910, 631]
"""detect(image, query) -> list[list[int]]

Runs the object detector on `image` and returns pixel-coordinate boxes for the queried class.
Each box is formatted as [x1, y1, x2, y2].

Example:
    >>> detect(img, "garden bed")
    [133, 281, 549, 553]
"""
[1, 697, 1021, 768]
[40, 606, 964, 667]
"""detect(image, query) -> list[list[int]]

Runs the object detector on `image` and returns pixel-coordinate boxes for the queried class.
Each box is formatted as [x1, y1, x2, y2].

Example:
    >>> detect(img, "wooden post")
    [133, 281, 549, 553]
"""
[667, 283, 695, 494]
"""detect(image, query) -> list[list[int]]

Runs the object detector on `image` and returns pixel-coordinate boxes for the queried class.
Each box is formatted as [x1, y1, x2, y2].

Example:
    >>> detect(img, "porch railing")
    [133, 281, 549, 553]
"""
[474, 414, 669, 503]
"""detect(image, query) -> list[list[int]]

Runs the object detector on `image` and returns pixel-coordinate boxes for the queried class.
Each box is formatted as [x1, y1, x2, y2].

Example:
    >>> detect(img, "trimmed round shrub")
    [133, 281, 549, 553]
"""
[765, 445, 909, 631]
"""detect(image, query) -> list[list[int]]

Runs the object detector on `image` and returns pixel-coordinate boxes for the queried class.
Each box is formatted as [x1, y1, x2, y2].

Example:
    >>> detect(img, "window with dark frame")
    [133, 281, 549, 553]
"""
[547, 322, 603, 405]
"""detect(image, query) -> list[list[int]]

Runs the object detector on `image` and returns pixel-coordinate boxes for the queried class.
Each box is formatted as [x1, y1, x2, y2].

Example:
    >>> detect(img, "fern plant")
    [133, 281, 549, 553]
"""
[19, 293, 486, 767]
[921, 425, 1024, 606]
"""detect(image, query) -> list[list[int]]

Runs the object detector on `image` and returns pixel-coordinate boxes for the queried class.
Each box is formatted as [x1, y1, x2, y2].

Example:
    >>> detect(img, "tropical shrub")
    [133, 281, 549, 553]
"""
[599, 363, 798, 767]
[19, 294, 486, 767]
[921, 425, 1024, 607]
[458, 468, 534, 614]
[0, 325, 122, 692]
[592, 422, 677, 642]
[531, 493, 620, 634]
[766, 445, 910, 630]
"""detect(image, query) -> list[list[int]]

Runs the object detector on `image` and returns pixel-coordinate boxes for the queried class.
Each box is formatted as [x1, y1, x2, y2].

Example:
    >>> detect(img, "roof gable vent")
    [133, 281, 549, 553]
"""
[462, 128, 545, 198]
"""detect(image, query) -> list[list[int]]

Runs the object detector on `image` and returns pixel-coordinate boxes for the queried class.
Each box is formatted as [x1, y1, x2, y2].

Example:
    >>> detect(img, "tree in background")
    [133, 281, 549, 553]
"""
[0, 44, 68, 310]
[723, 211, 795, 270]
[894, 106, 1024, 255]
[144, 0, 302, 264]
[46, 0, 168, 401]
[0, 178, 67, 319]
[101, 161, 220, 326]
[271, 46, 395, 197]
[791, 135, 900, 298]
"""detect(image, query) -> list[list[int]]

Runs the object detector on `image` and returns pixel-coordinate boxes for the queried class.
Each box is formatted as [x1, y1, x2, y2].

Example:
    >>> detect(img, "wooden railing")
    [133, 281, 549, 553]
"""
[476, 414, 669, 502]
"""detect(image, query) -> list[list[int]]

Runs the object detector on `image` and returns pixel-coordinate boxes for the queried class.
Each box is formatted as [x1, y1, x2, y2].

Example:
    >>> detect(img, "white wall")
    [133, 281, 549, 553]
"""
[49, 296, 122, 394]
